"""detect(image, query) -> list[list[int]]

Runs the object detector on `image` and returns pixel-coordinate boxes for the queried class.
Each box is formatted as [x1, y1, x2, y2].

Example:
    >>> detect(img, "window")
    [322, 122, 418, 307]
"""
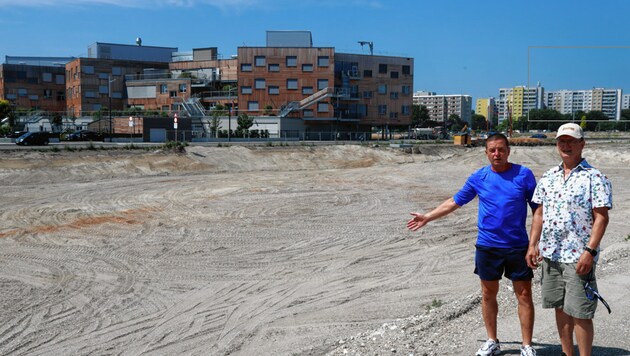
[287, 79, 298, 90]
[378, 84, 387, 94]
[248, 101, 259, 111]
[42, 73, 52, 82]
[57, 91, 65, 101]
[255, 56, 266, 66]
[83, 65, 94, 74]
[363, 69, 373, 78]
[268, 86, 279, 95]
[18, 88, 27, 96]
[389, 112, 398, 119]
[29, 95, 39, 101]
[378, 104, 387, 115]
[160, 84, 168, 94]
[241, 86, 252, 94]
[302, 86, 314, 95]
[390, 71, 399, 79]
[268, 63, 280, 72]
[317, 56, 329, 67]
[255, 79, 265, 89]
[241, 63, 252, 72]
[99, 85, 109, 94]
[43, 89, 52, 98]
[112, 67, 122, 75]
[55, 75, 64, 85]
[402, 85, 411, 95]
[317, 102, 329, 112]
[93, 104, 102, 111]
[390, 92, 399, 100]
[302, 64, 313, 72]
[317, 79, 328, 90]
[286, 56, 297, 67]
[402, 105, 411, 115]
[85, 91, 96, 98]
[363, 91, 373, 98]
[170, 91, 177, 97]
[179, 84, 187, 93]
[98, 72, 109, 80]
[379, 64, 387, 74]
[303, 109, 314, 117]
[402, 65, 411, 75]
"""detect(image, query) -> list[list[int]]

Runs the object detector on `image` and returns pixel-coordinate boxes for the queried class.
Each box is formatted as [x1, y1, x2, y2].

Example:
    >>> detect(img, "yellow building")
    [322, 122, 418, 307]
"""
[475, 97, 495, 122]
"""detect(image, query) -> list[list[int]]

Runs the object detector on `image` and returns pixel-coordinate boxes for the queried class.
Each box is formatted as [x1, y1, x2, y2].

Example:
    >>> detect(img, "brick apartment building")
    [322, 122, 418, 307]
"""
[1, 31, 414, 138]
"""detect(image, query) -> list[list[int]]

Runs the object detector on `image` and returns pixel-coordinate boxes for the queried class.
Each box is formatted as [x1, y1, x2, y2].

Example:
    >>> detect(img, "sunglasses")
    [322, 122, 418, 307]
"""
[584, 273, 611, 314]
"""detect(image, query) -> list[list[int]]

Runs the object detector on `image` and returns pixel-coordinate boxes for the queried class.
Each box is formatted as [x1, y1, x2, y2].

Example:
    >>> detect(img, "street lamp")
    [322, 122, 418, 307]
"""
[108, 75, 118, 141]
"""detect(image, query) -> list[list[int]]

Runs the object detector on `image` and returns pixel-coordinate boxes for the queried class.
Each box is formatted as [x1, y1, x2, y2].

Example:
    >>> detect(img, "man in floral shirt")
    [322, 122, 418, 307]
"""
[527, 123, 612, 356]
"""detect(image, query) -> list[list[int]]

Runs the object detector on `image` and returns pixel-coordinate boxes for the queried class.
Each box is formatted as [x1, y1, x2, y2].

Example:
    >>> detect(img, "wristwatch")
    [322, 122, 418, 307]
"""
[584, 246, 598, 257]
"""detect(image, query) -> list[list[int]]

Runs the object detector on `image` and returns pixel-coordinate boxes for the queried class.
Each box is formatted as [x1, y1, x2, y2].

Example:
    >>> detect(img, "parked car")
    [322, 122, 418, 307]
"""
[15, 132, 50, 146]
[64, 130, 104, 141]
[530, 133, 547, 139]
[6, 131, 28, 138]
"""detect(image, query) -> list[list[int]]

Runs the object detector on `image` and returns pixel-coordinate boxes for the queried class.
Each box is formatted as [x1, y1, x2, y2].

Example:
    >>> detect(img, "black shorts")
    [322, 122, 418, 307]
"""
[474, 245, 534, 281]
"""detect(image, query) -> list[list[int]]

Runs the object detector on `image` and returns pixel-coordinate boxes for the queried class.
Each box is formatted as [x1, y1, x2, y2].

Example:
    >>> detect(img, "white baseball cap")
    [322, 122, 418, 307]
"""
[556, 123, 584, 139]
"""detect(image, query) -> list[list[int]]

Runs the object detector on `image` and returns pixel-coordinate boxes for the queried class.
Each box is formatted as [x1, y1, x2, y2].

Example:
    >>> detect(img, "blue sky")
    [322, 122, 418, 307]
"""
[2, 0, 630, 102]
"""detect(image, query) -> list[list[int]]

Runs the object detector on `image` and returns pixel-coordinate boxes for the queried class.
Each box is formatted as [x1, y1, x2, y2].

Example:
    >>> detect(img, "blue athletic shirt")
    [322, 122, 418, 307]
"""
[453, 163, 537, 248]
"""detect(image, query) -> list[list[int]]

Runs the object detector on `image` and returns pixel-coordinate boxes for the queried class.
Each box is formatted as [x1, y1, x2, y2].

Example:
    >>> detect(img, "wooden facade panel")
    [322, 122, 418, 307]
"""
[237, 47, 335, 117]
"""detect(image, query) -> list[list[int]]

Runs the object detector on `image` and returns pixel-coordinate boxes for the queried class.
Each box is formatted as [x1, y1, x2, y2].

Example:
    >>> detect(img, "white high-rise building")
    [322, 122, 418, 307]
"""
[413, 91, 472, 124]
[545, 88, 622, 120]
[497, 84, 544, 123]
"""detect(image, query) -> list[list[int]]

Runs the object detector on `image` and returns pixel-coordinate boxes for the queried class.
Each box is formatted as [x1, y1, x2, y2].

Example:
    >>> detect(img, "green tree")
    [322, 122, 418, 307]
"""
[51, 113, 63, 132]
[585, 110, 609, 131]
[237, 113, 254, 132]
[527, 108, 564, 131]
[263, 105, 274, 116]
[447, 113, 465, 132]
[471, 113, 488, 131]
[513, 115, 528, 133]
[411, 105, 431, 128]
[0, 99, 11, 120]
[210, 104, 227, 138]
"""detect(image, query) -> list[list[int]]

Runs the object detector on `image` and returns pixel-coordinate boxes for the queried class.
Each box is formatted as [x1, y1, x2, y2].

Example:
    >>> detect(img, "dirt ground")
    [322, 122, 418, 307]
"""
[0, 143, 629, 355]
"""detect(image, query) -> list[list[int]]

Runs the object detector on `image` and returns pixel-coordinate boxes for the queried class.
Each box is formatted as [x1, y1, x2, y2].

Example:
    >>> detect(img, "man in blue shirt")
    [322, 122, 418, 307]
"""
[408, 133, 538, 356]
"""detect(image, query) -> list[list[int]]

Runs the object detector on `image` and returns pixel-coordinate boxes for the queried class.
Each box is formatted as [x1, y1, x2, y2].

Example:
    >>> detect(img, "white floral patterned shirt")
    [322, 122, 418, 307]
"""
[532, 159, 613, 263]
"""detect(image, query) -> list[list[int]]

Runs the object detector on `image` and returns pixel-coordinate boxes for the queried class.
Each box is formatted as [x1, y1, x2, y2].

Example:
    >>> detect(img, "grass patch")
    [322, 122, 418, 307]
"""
[425, 298, 444, 311]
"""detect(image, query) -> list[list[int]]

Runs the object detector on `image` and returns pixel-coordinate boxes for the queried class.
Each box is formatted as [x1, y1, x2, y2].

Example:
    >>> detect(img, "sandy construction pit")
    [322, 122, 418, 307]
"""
[0, 143, 629, 355]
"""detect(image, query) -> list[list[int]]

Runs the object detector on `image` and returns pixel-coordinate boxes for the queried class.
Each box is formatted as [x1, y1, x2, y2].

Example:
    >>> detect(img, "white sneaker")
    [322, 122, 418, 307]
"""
[520, 345, 536, 356]
[476, 339, 501, 356]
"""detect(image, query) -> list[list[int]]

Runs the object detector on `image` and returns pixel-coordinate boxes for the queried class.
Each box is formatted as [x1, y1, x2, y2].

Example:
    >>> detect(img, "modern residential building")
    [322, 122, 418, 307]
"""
[0, 56, 74, 114]
[65, 57, 170, 117]
[413, 91, 472, 124]
[1, 31, 414, 139]
[623, 94, 630, 110]
[125, 47, 238, 113]
[237, 31, 414, 137]
[544, 88, 622, 120]
[475, 97, 496, 122]
[497, 84, 544, 123]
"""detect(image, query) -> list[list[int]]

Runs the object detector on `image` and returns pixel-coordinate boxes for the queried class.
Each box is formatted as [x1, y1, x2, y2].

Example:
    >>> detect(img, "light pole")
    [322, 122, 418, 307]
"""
[109, 75, 113, 141]
[227, 88, 232, 142]
[108, 75, 119, 141]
